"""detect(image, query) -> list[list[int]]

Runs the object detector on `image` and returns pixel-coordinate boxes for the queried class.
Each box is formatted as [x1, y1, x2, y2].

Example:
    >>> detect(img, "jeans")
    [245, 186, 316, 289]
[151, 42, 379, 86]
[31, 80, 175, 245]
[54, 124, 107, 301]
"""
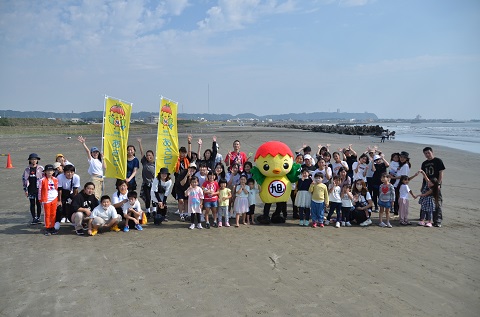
[310, 201, 325, 223]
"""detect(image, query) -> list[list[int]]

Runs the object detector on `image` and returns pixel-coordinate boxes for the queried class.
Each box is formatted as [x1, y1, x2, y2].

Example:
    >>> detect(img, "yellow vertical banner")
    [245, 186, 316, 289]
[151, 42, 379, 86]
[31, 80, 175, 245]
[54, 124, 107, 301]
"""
[155, 97, 179, 175]
[103, 96, 132, 179]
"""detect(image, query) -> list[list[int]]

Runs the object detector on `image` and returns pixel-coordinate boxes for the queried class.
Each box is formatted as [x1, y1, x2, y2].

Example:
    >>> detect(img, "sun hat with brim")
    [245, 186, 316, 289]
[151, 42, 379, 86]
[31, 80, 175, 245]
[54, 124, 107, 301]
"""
[28, 153, 40, 161]
[53, 162, 61, 169]
[44, 164, 55, 171]
[373, 155, 382, 161]
[90, 147, 100, 153]
[400, 151, 409, 158]
[160, 167, 169, 174]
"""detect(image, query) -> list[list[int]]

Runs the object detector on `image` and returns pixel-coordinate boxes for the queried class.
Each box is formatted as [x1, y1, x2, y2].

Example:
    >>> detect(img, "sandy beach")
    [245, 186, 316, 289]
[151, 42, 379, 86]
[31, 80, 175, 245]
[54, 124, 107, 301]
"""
[0, 126, 479, 317]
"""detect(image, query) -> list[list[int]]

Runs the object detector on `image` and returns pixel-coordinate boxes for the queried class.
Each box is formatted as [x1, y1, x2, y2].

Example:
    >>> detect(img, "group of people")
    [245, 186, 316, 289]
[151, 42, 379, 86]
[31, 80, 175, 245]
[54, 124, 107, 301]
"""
[22, 134, 446, 236]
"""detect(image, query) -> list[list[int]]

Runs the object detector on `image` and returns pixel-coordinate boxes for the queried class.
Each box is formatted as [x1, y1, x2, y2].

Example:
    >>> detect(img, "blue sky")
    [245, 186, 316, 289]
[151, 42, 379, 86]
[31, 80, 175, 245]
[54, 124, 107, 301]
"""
[0, 0, 479, 120]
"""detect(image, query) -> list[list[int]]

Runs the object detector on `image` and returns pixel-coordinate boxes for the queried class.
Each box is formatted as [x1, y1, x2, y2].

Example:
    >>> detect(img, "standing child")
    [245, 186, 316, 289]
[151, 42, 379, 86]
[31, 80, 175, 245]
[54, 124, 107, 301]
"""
[340, 184, 354, 227]
[38, 164, 59, 235]
[202, 171, 219, 228]
[23, 153, 44, 225]
[308, 173, 329, 228]
[246, 178, 258, 225]
[326, 175, 342, 227]
[295, 168, 313, 226]
[185, 176, 204, 229]
[122, 191, 143, 232]
[78, 136, 105, 200]
[57, 164, 80, 225]
[398, 175, 417, 225]
[417, 170, 440, 227]
[234, 174, 250, 227]
[217, 179, 232, 227]
[389, 153, 400, 185]
[378, 173, 395, 228]
[226, 163, 241, 218]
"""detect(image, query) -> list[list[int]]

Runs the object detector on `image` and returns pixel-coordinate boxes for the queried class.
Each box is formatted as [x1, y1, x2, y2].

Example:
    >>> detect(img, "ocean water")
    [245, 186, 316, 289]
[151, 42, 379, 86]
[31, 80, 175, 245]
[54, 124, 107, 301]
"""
[379, 122, 480, 154]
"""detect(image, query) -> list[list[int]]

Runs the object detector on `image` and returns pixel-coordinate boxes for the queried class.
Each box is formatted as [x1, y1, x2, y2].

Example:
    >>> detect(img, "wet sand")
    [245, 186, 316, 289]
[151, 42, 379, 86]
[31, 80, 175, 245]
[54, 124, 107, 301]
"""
[0, 127, 479, 316]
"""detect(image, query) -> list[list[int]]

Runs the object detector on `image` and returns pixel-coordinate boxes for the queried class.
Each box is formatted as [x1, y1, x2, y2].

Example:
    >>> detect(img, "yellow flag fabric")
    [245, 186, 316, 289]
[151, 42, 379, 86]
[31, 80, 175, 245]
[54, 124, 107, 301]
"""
[155, 97, 179, 175]
[103, 97, 132, 179]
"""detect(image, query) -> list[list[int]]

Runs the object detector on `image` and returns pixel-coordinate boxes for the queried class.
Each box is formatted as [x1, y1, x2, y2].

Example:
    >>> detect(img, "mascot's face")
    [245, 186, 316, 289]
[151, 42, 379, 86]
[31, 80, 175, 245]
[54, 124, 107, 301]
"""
[257, 154, 293, 177]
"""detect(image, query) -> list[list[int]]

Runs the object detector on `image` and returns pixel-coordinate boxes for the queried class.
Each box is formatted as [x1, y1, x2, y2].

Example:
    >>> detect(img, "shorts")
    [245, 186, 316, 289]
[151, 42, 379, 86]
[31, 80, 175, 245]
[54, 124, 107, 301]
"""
[378, 200, 393, 208]
[204, 201, 218, 208]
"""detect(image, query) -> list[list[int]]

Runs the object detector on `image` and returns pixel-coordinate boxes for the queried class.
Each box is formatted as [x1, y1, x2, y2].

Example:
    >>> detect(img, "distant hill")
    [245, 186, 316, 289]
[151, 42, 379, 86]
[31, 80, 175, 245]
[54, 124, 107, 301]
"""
[0, 109, 378, 122]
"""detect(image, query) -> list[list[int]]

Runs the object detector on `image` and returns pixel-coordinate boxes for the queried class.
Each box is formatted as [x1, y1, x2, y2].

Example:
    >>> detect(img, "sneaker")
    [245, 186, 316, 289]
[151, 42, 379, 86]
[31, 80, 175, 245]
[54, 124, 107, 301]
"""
[196, 223, 203, 229]
[44, 230, 51, 236]
[205, 222, 210, 229]
[135, 224, 143, 231]
[373, 208, 379, 213]
[345, 221, 352, 227]
[111, 224, 121, 232]
[212, 222, 217, 228]
[75, 228, 85, 235]
[299, 220, 304, 226]
[90, 228, 98, 236]
[312, 222, 317, 228]
[365, 218, 372, 225]
[189, 224, 195, 230]
[31, 217, 40, 225]
[60, 217, 66, 223]
[174, 209, 180, 215]
[180, 215, 185, 222]
[386, 222, 393, 228]
[66, 218, 71, 223]
[225, 222, 231, 227]
[319, 223, 324, 228]
[378, 222, 387, 228]
[425, 222, 433, 227]
[303, 221, 310, 227]
[335, 222, 341, 228]
[324, 220, 329, 226]
[51, 229, 58, 235]
[341, 221, 345, 227]
[123, 226, 130, 232]
[417, 221, 425, 226]
[434, 223, 442, 228]
[218, 222, 223, 227]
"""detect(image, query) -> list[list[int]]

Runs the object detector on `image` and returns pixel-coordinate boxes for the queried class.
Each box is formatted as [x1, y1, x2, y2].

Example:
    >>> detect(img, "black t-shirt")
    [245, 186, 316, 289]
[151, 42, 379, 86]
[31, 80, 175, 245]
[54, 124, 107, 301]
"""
[71, 191, 99, 220]
[28, 167, 38, 193]
[372, 163, 388, 186]
[421, 157, 445, 186]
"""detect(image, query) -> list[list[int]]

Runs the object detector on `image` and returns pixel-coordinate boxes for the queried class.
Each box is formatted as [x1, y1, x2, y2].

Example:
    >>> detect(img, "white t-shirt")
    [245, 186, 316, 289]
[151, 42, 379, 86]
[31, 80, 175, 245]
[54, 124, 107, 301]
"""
[341, 193, 353, 208]
[248, 187, 258, 205]
[394, 164, 410, 187]
[123, 200, 142, 215]
[352, 162, 367, 181]
[389, 161, 400, 177]
[331, 161, 348, 176]
[194, 172, 207, 187]
[90, 205, 118, 221]
[399, 184, 411, 199]
[365, 161, 375, 178]
[312, 167, 332, 184]
[112, 191, 128, 208]
[329, 184, 342, 203]
[57, 174, 81, 193]
[88, 158, 103, 176]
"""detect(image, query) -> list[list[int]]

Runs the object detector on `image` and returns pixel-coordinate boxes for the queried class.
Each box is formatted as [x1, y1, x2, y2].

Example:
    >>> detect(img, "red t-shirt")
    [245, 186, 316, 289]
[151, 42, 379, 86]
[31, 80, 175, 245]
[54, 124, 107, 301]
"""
[202, 180, 219, 202]
[226, 151, 247, 171]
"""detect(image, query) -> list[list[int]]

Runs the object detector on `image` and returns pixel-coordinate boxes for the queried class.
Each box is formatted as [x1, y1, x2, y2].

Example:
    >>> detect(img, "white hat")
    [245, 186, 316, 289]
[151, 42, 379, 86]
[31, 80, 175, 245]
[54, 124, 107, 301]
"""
[188, 162, 197, 169]
[304, 154, 313, 160]
[373, 155, 382, 161]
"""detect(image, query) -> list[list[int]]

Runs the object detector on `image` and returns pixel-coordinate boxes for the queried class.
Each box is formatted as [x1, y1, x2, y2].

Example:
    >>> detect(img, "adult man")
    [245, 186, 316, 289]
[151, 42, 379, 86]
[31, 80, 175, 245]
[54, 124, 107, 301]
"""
[71, 182, 99, 235]
[225, 140, 249, 172]
[421, 147, 445, 227]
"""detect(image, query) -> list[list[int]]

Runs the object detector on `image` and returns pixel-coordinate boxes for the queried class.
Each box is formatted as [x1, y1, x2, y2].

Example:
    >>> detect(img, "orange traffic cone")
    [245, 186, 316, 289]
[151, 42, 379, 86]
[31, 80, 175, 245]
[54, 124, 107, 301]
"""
[6, 153, 14, 169]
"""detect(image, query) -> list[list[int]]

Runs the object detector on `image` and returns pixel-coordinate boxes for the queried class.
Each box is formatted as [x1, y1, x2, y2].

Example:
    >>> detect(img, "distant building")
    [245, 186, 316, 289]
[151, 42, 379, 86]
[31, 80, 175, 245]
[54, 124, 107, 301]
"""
[147, 116, 159, 124]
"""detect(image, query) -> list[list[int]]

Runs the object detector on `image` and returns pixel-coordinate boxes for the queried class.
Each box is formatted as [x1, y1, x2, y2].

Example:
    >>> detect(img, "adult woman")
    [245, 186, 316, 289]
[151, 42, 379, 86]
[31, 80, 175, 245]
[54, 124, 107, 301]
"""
[126, 145, 139, 191]
[352, 179, 374, 226]
[112, 179, 129, 217]
[197, 135, 218, 171]
[225, 140, 249, 172]
[78, 136, 105, 200]
[392, 151, 411, 215]
[137, 138, 155, 218]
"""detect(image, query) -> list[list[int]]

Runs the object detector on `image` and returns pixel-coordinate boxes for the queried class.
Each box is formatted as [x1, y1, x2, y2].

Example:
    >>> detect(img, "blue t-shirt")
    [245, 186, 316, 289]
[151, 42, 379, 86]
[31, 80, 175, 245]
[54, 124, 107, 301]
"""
[127, 157, 140, 185]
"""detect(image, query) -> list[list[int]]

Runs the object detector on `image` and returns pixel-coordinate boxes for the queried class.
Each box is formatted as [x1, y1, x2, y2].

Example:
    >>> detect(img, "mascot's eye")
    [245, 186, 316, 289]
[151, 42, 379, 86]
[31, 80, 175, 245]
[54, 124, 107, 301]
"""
[283, 163, 289, 169]
[263, 164, 270, 171]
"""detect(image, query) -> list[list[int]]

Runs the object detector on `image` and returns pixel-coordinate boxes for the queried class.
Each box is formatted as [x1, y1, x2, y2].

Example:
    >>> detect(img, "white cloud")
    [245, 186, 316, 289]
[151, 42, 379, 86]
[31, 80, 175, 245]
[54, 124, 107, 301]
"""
[198, 0, 296, 31]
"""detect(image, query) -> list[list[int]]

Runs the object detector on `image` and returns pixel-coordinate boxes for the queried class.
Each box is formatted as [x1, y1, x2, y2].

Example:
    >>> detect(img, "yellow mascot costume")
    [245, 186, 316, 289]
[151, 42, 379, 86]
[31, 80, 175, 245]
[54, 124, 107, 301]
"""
[251, 141, 301, 224]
